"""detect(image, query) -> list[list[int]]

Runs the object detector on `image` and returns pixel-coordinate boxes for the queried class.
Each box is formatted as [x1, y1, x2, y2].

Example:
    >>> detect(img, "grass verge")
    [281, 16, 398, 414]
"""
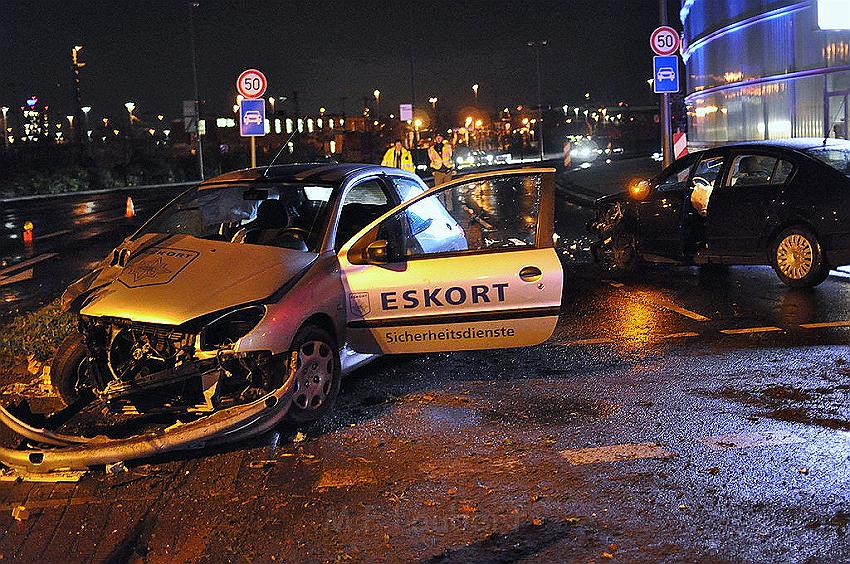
[0, 300, 76, 372]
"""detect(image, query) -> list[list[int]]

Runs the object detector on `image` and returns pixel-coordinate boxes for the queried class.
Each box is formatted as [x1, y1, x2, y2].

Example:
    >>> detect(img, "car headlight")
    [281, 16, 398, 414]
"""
[200, 305, 266, 349]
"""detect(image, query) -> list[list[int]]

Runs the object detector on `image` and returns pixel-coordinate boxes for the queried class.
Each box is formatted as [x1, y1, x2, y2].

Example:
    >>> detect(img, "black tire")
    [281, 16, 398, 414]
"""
[770, 226, 829, 288]
[600, 231, 640, 278]
[285, 325, 341, 424]
[50, 333, 90, 407]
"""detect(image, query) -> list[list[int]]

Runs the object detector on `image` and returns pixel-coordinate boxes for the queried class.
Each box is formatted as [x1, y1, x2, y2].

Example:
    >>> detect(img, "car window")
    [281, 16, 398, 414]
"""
[392, 177, 427, 202]
[772, 159, 794, 184]
[335, 179, 394, 251]
[656, 158, 694, 192]
[133, 183, 332, 251]
[690, 155, 726, 217]
[355, 174, 543, 263]
[803, 146, 850, 177]
[727, 155, 778, 187]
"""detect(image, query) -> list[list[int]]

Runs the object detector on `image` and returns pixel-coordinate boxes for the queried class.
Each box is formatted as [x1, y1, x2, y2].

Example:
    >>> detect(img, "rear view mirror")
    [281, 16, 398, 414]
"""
[365, 240, 389, 264]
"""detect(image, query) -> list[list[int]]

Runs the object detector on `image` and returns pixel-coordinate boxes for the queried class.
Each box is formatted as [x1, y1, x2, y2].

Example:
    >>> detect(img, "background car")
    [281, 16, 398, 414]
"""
[589, 138, 850, 287]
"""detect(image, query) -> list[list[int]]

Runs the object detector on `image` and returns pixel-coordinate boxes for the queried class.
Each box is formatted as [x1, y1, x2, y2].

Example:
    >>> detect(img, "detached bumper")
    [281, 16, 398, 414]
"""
[0, 372, 296, 474]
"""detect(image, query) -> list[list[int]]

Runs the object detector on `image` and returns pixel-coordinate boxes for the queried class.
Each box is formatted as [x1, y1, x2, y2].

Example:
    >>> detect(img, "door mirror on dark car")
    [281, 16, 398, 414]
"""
[365, 240, 389, 264]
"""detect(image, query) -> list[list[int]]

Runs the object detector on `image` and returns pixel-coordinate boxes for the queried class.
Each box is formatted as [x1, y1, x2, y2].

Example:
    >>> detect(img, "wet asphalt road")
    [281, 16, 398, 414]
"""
[0, 162, 848, 561]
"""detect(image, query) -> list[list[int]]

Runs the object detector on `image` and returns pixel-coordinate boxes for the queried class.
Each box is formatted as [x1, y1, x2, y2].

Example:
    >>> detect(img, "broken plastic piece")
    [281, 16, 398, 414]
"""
[12, 506, 29, 521]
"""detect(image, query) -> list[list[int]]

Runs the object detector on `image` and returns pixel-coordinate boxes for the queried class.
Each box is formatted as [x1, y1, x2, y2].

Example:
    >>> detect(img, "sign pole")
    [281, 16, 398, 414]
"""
[659, 0, 673, 168]
[250, 137, 257, 168]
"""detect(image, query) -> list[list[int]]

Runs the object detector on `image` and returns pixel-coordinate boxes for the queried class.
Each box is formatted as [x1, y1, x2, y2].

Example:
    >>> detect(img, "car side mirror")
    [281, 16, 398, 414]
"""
[628, 179, 651, 201]
[365, 240, 389, 264]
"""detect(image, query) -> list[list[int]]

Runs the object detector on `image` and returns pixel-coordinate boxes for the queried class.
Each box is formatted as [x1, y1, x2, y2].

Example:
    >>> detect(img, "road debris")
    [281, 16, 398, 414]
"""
[11, 505, 29, 521]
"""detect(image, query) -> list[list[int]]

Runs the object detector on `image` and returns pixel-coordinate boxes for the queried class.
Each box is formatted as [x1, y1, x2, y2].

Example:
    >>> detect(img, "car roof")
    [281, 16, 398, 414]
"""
[198, 163, 419, 189]
[721, 138, 850, 152]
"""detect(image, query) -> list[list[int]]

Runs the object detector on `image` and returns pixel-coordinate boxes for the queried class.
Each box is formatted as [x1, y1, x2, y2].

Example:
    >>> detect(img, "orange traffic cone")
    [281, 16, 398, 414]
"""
[125, 196, 135, 218]
[22, 221, 33, 244]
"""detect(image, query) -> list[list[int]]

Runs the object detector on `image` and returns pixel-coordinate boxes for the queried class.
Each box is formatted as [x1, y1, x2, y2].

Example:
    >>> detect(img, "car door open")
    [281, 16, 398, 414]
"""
[338, 169, 563, 354]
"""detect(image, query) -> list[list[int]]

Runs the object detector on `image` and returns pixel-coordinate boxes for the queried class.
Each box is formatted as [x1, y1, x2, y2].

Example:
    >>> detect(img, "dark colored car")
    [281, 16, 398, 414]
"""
[588, 138, 850, 287]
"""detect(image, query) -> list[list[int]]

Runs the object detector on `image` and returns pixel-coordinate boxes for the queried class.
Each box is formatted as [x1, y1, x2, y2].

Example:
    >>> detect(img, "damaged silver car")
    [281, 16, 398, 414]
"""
[0, 164, 563, 474]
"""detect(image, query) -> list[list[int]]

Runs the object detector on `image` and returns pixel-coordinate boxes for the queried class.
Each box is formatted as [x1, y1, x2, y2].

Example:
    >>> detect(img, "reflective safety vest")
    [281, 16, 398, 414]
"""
[381, 147, 414, 173]
[428, 142, 454, 171]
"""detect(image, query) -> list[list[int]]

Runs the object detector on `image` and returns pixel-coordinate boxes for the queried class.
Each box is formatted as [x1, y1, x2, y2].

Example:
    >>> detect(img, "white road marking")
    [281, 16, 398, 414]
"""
[800, 321, 850, 329]
[699, 432, 804, 450]
[719, 326, 783, 335]
[0, 253, 58, 277]
[561, 442, 674, 465]
[664, 331, 699, 339]
[662, 303, 711, 321]
[0, 268, 33, 287]
[34, 229, 72, 241]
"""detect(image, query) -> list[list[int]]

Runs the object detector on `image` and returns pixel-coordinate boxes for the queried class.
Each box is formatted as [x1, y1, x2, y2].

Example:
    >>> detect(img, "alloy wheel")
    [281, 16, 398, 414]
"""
[776, 234, 813, 280]
[292, 340, 334, 411]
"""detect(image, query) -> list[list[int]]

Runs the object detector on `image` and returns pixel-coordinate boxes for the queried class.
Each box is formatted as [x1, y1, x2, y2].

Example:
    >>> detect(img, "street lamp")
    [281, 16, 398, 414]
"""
[429, 97, 438, 110]
[472, 84, 479, 106]
[0, 106, 8, 151]
[373, 89, 381, 119]
[124, 102, 135, 185]
[81, 106, 92, 141]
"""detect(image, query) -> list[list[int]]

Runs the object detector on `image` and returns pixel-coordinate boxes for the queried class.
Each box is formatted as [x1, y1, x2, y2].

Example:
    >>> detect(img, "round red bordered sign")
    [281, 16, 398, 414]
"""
[650, 26, 680, 56]
[236, 69, 267, 99]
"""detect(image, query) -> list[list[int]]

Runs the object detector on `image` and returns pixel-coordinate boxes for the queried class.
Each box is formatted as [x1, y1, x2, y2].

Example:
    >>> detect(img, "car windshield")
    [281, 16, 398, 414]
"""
[804, 146, 850, 177]
[132, 182, 334, 252]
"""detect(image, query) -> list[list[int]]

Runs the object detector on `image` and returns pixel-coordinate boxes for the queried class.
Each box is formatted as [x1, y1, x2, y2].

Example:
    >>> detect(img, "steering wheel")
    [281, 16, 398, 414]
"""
[691, 176, 711, 190]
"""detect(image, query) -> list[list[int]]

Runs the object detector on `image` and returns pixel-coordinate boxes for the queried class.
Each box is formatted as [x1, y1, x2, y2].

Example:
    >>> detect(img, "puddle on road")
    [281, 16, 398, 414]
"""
[710, 383, 850, 431]
[481, 394, 618, 427]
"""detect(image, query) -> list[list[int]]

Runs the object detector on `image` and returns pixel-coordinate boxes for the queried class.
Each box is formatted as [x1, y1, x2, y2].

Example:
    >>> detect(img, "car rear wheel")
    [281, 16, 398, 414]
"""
[286, 325, 341, 424]
[50, 333, 91, 407]
[770, 227, 829, 288]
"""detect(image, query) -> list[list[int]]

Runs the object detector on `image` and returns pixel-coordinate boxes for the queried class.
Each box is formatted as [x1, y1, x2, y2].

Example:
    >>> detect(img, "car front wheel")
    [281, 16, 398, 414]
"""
[50, 333, 91, 407]
[770, 226, 829, 288]
[285, 324, 341, 424]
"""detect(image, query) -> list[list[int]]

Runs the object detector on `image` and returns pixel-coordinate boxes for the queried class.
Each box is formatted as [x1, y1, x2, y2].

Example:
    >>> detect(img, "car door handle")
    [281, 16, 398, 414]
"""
[519, 266, 543, 282]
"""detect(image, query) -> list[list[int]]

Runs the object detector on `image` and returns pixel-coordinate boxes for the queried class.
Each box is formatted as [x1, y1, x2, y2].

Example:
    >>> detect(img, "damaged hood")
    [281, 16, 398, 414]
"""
[79, 234, 317, 325]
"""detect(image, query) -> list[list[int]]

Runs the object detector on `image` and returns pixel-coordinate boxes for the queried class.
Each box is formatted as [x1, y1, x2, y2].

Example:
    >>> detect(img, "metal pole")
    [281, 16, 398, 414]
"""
[1, 107, 8, 152]
[250, 137, 256, 168]
[529, 40, 547, 162]
[188, 1, 205, 180]
[660, 0, 673, 167]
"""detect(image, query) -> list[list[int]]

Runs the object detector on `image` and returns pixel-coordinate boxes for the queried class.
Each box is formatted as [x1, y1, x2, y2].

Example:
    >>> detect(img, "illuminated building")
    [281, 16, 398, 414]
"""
[681, 0, 850, 146]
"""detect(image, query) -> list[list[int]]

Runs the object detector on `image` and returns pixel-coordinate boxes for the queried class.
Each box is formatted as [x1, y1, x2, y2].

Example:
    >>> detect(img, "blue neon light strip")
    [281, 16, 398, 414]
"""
[682, 1, 811, 62]
[684, 63, 850, 104]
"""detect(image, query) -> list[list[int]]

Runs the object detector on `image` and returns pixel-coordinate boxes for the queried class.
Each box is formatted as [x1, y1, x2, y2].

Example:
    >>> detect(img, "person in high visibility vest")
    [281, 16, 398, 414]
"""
[381, 139, 415, 173]
[428, 134, 455, 185]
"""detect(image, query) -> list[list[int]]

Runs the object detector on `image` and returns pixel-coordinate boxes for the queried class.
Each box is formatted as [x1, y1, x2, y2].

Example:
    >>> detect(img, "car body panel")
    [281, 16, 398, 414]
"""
[80, 234, 317, 326]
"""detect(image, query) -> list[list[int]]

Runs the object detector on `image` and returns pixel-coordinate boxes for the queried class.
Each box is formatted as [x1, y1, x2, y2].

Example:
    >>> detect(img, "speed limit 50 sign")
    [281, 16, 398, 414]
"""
[650, 26, 681, 56]
[237, 69, 267, 99]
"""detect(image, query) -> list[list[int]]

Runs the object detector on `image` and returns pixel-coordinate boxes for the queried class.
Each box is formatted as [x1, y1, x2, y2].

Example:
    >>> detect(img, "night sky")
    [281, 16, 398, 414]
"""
[2, 1, 678, 120]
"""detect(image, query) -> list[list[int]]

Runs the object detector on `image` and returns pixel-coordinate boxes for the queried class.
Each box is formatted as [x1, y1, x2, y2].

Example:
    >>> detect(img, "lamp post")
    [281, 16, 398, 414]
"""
[373, 89, 381, 120]
[70, 45, 87, 159]
[472, 84, 479, 107]
[527, 40, 548, 161]
[1, 106, 8, 151]
[188, 0, 205, 179]
[124, 102, 135, 185]
[81, 106, 91, 142]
